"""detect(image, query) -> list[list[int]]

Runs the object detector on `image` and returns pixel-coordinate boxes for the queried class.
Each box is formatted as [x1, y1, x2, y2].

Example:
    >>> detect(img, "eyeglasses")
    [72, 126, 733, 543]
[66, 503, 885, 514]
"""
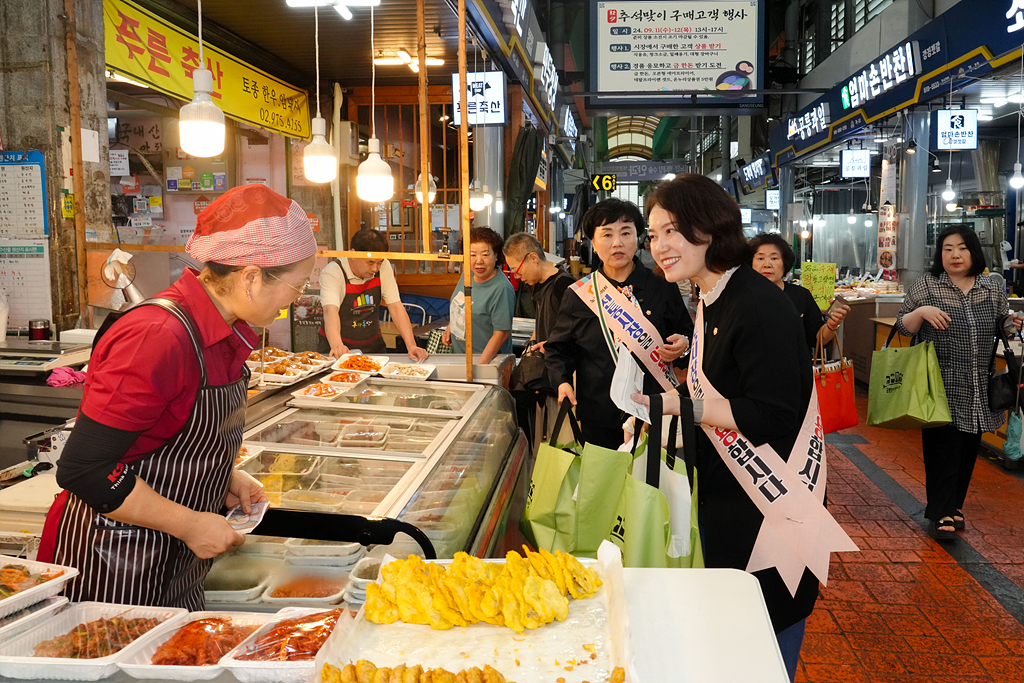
[511, 256, 529, 280]
[266, 271, 309, 297]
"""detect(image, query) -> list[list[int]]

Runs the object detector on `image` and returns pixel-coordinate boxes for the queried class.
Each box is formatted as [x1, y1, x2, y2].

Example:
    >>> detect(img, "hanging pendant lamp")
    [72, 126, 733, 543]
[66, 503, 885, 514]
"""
[356, 2, 394, 202]
[304, 2, 338, 183]
[179, 0, 225, 157]
[415, 170, 437, 204]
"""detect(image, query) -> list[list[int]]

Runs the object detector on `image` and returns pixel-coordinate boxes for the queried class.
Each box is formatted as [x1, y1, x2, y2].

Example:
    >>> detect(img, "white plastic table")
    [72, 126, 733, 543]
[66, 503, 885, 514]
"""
[624, 568, 789, 683]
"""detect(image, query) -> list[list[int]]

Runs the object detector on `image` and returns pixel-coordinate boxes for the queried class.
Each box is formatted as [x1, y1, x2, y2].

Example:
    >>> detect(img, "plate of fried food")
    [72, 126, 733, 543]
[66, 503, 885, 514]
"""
[293, 351, 332, 368]
[331, 354, 389, 375]
[317, 544, 634, 683]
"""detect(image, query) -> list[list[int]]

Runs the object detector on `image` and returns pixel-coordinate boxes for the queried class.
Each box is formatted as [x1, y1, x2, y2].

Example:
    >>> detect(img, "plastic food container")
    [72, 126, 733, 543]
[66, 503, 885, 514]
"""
[284, 538, 363, 558]
[370, 416, 415, 433]
[348, 557, 382, 589]
[0, 602, 187, 680]
[220, 608, 342, 683]
[0, 557, 79, 621]
[234, 445, 264, 468]
[117, 611, 275, 681]
[236, 536, 288, 556]
[378, 362, 436, 380]
[290, 384, 342, 401]
[339, 424, 389, 447]
[0, 597, 68, 645]
[244, 453, 319, 478]
[324, 370, 372, 385]
[204, 555, 282, 603]
[261, 571, 349, 606]
[331, 354, 389, 374]
[279, 490, 347, 513]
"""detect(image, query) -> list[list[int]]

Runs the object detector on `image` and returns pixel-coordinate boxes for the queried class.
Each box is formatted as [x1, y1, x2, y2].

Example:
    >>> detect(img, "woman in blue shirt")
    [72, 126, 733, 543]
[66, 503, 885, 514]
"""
[443, 227, 515, 364]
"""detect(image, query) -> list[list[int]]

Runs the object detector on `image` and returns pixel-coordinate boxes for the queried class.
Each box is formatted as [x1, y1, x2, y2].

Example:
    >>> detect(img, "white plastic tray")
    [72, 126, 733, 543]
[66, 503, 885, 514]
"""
[285, 555, 362, 570]
[323, 370, 373, 385]
[0, 556, 79, 620]
[348, 557, 382, 590]
[234, 445, 264, 468]
[331, 354, 389, 374]
[0, 597, 68, 644]
[378, 362, 436, 380]
[0, 602, 187, 680]
[117, 611, 276, 681]
[284, 538, 363, 558]
[261, 571, 349, 606]
[290, 384, 343, 401]
[221, 608, 342, 683]
[204, 556, 283, 603]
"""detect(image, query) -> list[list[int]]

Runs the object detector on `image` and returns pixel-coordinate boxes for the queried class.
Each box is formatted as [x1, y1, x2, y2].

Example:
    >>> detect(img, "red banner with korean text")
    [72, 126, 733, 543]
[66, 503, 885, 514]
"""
[103, 0, 310, 140]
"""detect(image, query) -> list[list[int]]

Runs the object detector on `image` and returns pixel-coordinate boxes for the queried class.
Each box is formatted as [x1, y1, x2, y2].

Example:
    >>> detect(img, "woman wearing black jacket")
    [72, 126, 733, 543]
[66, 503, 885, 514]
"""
[544, 198, 693, 449]
[635, 175, 821, 682]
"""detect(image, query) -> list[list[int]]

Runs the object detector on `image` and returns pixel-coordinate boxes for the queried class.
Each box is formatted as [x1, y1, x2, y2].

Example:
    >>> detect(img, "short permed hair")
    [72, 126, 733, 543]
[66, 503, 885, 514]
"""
[646, 174, 748, 273]
[504, 232, 545, 262]
[580, 198, 645, 241]
[930, 225, 986, 277]
[351, 229, 389, 253]
[470, 227, 505, 265]
[748, 233, 795, 273]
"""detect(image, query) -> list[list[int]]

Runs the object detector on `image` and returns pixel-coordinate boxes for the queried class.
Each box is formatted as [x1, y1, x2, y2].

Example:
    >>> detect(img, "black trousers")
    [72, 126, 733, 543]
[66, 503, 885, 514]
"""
[920, 423, 982, 520]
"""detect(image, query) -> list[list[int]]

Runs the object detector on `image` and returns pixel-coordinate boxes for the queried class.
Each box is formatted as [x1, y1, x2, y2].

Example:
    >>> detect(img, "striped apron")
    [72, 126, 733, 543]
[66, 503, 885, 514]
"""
[47, 298, 248, 609]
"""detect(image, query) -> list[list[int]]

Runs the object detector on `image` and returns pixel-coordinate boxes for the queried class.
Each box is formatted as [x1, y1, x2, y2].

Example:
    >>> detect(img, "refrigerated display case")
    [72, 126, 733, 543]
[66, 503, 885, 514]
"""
[239, 376, 529, 560]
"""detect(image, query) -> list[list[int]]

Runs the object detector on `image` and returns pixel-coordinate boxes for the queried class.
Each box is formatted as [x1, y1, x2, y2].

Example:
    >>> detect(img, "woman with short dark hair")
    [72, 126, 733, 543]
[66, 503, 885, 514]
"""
[443, 227, 515, 364]
[544, 198, 692, 449]
[748, 233, 849, 352]
[635, 174, 826, 681]
[896, 225, 1020, 540]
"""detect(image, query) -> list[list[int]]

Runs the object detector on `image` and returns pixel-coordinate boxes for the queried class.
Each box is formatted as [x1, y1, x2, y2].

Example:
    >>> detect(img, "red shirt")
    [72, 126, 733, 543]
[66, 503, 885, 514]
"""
[81, 269, 259, 460]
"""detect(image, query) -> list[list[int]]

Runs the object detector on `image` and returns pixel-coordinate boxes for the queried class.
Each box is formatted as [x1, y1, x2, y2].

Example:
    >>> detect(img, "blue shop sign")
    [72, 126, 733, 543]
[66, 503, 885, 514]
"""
[771, 0, 1024, 165]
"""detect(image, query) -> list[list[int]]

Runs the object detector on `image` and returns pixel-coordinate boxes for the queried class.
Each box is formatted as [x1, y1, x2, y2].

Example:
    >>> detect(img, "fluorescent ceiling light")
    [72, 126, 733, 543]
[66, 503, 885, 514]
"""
[980, 97, 1003, 104]
[374, 57, 405, 65]
[397, 49, 412, 64]
[409, 61, 419, 73]
[344, 0, 381, 5]
[412, 58, 444, 67]
[978, 113, 993, 121]
[285, 0, 333, 6]
[1009, 93, 1024, 103]
[334, 3, 353, 19]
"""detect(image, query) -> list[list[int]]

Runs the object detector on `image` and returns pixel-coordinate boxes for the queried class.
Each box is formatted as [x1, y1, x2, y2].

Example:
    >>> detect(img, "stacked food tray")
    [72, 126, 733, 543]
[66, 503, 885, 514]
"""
[0, 557, 77, 625]
[247, 348, 332, 386]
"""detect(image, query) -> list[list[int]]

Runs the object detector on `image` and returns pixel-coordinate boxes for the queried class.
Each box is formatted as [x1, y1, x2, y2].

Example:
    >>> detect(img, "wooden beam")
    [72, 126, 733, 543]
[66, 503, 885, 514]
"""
[65, 0, 89, 322]
[416, 0, 431, 255]
[458, 0, 472, 382]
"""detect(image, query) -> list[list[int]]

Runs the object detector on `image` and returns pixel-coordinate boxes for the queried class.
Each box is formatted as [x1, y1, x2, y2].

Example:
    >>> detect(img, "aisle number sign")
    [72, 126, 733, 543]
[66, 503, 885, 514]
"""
[802, 262, 836, 311]
[103, 0, 310, 140]
[591, 174, 617, 192]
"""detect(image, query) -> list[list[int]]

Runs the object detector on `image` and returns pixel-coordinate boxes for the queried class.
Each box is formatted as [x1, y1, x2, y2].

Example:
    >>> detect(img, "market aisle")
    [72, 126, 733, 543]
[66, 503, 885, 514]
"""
[796, 391, 1024, 682]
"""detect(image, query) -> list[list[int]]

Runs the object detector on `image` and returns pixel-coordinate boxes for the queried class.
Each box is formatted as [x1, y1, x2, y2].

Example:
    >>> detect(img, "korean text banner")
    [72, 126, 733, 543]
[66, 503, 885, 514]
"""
[104, 0, 310, 140]
[593, 1, 762, 103]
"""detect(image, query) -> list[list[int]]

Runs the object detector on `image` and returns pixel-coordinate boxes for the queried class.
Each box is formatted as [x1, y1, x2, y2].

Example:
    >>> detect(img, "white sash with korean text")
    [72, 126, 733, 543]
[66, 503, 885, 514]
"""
[570, 272, 679, 391]
[690, 276, 858, 596]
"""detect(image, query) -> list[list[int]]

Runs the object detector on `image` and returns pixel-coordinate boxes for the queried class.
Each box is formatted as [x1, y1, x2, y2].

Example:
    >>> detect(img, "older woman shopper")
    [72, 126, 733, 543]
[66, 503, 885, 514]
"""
[749, 233, 849, 353]
[634, 175, 822, 681]
[443, 227, 515, 364]
[896, 226, 1021, 540]
[545, 198, 693, 449]
[40, 185, 313, 608]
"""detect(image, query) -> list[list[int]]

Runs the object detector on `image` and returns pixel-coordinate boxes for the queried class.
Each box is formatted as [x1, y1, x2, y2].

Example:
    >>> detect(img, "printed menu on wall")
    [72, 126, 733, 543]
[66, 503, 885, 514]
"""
[0, 151, 49, 238]
[0, 240, 53, 330]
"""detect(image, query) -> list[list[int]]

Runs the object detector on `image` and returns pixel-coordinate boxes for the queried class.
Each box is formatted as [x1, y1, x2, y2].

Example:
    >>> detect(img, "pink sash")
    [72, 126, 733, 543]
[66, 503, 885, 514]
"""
[690, 279, 857, 596]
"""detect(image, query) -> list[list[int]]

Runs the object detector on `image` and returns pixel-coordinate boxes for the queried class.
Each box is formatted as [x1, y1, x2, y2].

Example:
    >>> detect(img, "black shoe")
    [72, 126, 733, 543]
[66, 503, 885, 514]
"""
[932, 518, 957, 541]
[952, 510, 965, 531]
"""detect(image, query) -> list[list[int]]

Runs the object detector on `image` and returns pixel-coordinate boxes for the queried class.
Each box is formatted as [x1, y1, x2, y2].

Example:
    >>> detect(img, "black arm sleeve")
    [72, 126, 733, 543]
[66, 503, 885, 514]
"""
[544, 293, 581, 389]
[55, 414, 142, 513]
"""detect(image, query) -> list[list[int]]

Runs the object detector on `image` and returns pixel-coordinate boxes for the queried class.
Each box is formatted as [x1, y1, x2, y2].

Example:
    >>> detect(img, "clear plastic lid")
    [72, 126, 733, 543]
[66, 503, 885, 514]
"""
[234, 609, 343, 661]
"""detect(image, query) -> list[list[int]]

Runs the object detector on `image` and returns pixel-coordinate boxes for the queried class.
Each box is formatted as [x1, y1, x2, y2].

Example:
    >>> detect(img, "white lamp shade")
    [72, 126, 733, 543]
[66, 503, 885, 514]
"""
[179, 69, 225, 157]
[482, 184, 493, 207]
[357, 138, 394, 202]
[469, 193, 487, 212]
[303, 117, 338, 183]
[847, 214, 856, 224]
[415, 172, 437, 203]
[941, 178, 956, 202]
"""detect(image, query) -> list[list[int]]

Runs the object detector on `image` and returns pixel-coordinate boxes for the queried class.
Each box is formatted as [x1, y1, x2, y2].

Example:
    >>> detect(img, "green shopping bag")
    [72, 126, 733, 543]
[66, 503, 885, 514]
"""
[521, 397, 703, 568]
[868, 327, 952, 429]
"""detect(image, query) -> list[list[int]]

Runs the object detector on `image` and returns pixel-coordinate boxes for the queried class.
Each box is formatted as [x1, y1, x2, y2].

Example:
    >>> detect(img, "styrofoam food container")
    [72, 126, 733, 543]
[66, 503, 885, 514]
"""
[0, 602, 187, 680]
[261, 571, 349, 606]
[378, 362, 436, 380]
[330, 354, 389, 374]
[220, 608, 339, 683]
[284, 538, 363, 558]
[0, 556, 79, 621]
[0, 597, 68, 644]
[117, 611, 276, 680]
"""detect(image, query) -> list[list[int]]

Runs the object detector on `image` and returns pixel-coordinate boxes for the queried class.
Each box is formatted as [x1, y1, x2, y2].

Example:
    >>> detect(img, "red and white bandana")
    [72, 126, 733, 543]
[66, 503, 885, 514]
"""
[185, 185, 318, 267]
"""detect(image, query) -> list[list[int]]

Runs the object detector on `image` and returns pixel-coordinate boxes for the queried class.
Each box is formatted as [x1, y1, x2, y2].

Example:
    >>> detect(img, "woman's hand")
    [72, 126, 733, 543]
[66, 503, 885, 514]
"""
[441, 325, 451, 346]
[557, 383, 577, 407]
[631, 392, 681, 416]
[530, 341, 547, 354]
[329, 342, 349, 359]
[825, 304, 850, 330]
[917, 305, 951, 330]
[224, 469, 267, 515]
[180, 511, 245, 559]
[408, 346, 429, 362]
[658, 334, 690, 362]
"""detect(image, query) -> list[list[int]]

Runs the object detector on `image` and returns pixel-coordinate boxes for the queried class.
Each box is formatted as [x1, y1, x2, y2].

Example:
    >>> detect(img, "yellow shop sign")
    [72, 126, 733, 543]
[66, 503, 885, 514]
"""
[104, 0, 310, 140]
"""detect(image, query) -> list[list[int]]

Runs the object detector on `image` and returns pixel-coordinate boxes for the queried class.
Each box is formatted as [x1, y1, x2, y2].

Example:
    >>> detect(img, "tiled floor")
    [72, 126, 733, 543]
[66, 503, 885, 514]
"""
[796, 391, 1024, 683]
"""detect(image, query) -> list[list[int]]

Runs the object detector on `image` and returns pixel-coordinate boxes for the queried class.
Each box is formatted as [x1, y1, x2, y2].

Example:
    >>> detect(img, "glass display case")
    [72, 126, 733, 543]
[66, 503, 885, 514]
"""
[239, 376, 528, 560]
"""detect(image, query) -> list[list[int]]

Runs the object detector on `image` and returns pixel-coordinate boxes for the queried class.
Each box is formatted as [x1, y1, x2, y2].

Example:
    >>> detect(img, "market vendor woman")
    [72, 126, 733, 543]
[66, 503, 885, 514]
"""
[39, 185, 316, 609]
